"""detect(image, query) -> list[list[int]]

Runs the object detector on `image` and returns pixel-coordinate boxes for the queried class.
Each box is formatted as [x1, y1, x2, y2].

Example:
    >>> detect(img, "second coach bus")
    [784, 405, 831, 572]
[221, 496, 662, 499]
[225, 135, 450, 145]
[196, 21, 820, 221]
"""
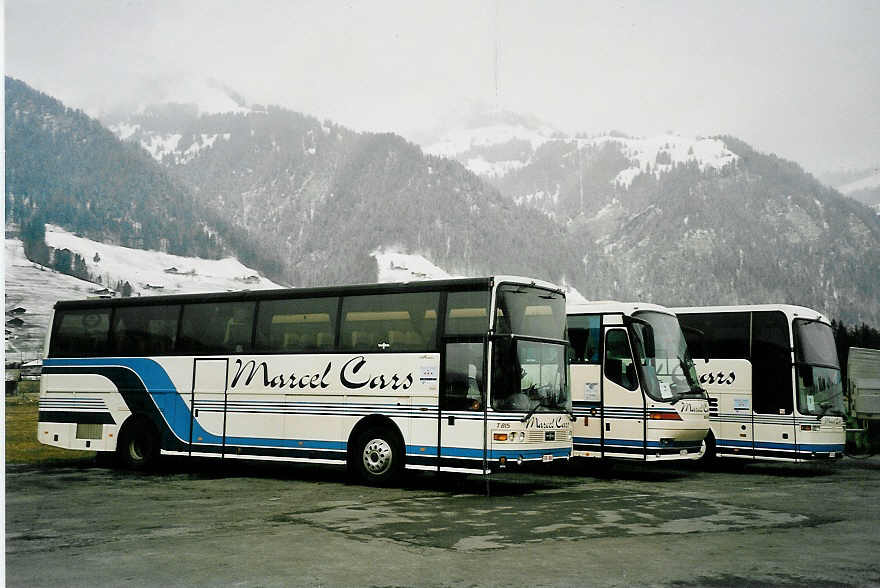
[673, 304, 845, 462]
[567, 302, 710, 461]
[38, 276, 573, 484]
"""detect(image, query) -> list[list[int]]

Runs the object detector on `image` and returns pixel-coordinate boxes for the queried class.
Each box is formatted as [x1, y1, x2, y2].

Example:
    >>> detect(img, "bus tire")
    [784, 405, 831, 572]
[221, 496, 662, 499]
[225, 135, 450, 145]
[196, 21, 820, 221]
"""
[699, 431, 717, 465]
[352, 427, 403, 485]
[116, 419, 159, 470]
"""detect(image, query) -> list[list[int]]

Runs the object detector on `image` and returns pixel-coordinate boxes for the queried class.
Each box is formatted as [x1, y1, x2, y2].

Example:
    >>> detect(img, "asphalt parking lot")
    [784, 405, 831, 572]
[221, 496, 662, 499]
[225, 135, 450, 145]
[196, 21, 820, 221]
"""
[6, 455, 880, 587]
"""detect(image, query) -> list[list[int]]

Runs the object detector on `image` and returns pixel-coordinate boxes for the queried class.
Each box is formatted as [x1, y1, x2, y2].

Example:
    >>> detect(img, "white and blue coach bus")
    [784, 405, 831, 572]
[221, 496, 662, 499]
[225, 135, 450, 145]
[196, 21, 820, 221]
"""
[673, 304, 846, 463]
[567, 302, 710, 461]
[38, 277, 572, 484]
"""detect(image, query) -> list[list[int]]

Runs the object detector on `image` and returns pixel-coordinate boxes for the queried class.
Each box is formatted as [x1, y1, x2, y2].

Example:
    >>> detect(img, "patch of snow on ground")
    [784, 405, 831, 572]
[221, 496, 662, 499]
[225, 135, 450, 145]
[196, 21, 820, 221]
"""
[514, 185, 561, 207]
[425, 124, 553, 159]
[180, 134, 225, 164]
[142, 133, 182, 162]
[564, 286, 590, 305]
[372, 248, 455, 283]
[112, 122, 140, 141]
[838, 171, 880, 195]
[466, 157, 527, 178]
[43, 225, 281, 297]
[585, 134, 738, 188]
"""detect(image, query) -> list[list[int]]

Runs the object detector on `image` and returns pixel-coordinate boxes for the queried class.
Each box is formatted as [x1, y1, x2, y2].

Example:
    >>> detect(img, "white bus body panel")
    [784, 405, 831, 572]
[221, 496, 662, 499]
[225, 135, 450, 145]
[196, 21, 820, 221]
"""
[39, 352, 571, 472]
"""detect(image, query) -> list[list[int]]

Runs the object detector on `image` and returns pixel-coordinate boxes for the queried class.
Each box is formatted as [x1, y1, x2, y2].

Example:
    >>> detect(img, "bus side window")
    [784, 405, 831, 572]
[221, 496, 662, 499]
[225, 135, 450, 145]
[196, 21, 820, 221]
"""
[445, 290, 490, 336]
[605, 329, 638, 391]
[178, 301, 255, 354]
[51, 309, 111, 357]
[678, 312, 749, 359]
[112, 305, 180, 356]
[254, 297, 339, 353]
[567, 315, 600, 364]
[340, 292, 440, 352]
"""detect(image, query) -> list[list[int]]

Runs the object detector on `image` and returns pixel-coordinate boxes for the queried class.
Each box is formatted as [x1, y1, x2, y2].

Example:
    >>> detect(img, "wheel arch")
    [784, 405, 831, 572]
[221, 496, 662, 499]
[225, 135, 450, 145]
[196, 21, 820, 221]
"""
[116, 412, 160, 450]
[347, 415, 406, 463]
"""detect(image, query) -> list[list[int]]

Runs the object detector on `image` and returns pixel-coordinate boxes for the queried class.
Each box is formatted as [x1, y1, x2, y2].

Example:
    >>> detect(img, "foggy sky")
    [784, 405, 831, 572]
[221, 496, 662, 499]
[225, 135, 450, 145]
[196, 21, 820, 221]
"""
[5, 0, 879, 174]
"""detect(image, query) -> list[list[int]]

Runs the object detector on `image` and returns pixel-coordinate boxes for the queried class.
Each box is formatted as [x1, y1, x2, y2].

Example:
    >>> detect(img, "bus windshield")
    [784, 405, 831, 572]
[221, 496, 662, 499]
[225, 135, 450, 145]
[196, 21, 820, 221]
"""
[492, 285, 570, 413]
[633, 311, 704, 402]
[794, 319, 844, 417]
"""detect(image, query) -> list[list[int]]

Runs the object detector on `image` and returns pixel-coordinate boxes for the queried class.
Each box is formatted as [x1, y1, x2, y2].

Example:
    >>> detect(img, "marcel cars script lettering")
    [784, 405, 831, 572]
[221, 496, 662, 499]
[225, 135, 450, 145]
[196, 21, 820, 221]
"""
[677, 400, 709, 415]
[699, 371, 736, 386]
[524, 415, 566, 429]
[230, 356, 414, 391]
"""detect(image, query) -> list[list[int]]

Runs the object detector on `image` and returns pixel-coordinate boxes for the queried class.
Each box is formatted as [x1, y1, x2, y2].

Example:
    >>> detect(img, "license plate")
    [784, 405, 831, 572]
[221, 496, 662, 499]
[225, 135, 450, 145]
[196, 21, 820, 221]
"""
[542, 454, 553, 463]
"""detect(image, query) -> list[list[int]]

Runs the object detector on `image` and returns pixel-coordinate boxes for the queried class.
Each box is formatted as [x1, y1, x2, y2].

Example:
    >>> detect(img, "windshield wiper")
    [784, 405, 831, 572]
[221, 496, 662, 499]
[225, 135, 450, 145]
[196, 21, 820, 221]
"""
[519, 391, 576, 422]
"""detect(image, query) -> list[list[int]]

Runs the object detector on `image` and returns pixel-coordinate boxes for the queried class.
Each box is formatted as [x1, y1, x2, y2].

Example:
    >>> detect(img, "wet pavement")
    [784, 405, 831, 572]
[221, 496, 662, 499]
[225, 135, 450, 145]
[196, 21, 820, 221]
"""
[6, 456, 880, 586]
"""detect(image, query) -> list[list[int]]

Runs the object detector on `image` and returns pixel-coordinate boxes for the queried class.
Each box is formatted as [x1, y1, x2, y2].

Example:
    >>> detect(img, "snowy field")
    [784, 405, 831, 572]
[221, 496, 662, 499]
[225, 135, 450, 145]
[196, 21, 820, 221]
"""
[372, 247, 454, 283]
[43, 225, 280, 297]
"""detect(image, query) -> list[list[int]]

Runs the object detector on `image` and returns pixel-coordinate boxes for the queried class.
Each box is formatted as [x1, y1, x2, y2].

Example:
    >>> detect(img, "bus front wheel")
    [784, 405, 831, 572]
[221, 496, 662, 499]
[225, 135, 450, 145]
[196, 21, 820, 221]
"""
[117, 419, 159, 470]
[352, 427, 403, 485]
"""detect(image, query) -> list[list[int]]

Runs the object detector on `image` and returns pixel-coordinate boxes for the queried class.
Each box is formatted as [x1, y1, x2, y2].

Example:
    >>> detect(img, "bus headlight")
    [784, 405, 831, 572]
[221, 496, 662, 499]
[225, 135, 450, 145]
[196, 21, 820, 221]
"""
[518, 432, 525, 442]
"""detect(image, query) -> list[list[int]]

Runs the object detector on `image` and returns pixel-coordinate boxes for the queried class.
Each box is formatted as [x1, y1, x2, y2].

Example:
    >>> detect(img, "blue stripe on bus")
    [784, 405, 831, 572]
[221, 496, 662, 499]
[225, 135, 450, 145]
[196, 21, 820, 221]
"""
[573, 437, 701, 449]
[221, 438, 347, 451]
[717, 438, 844, 452]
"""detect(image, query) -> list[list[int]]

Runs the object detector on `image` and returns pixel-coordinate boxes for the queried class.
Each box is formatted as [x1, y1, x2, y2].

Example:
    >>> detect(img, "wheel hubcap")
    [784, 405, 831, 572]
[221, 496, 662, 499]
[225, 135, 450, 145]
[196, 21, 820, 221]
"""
[362, 438, 393, 475]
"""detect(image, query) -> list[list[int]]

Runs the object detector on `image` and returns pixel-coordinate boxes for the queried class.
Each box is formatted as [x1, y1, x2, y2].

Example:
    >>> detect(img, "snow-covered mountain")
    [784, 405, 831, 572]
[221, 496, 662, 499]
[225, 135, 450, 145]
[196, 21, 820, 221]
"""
[5, 229, 280, 356]
[13, 76, 879, 329]
[421, 109, 737, 188]
[415, 110, 880, 325]
[106, 101, 591, 294]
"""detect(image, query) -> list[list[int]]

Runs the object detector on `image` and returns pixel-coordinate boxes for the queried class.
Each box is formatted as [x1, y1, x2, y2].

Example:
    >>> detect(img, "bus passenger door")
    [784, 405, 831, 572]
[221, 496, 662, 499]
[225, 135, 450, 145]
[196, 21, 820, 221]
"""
[570, 363, 603, 457]
[602, 328, 645, 459]
[751, 311, 795, 460]
[190, 358, 228, 456]
[568, 314, 603, 458]
[439, 342, 487, 473]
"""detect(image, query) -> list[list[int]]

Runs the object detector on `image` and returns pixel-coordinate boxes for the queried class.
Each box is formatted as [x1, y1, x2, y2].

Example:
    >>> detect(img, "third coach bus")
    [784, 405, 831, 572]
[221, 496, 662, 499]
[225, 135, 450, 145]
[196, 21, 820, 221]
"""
[567, 302, 709, 461]
[38, 276, 572, 484]
[673, 304, 845, 462]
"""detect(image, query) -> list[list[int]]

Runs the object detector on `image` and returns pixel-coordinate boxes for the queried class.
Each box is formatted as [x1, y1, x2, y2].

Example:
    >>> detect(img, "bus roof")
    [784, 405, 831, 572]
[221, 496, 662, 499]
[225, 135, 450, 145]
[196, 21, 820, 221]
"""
[53, 275, 563, 310]
[567, 300, 675, 317]
[669, 304, 828, 323]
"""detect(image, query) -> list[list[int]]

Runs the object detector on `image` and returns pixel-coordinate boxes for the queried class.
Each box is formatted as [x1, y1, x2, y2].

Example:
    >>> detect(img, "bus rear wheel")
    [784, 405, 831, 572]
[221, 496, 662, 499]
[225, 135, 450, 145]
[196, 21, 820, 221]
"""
[352, 427, 403, 485]
[699, 431, 717, 465]
[117, 419, 159, 470]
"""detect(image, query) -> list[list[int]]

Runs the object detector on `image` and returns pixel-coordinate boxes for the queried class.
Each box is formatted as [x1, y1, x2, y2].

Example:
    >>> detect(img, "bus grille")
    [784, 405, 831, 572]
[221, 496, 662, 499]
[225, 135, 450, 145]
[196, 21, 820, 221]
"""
[526, 430, 570, 443]
[708, 397, 719, 417]
[76, 423, 102, 440]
